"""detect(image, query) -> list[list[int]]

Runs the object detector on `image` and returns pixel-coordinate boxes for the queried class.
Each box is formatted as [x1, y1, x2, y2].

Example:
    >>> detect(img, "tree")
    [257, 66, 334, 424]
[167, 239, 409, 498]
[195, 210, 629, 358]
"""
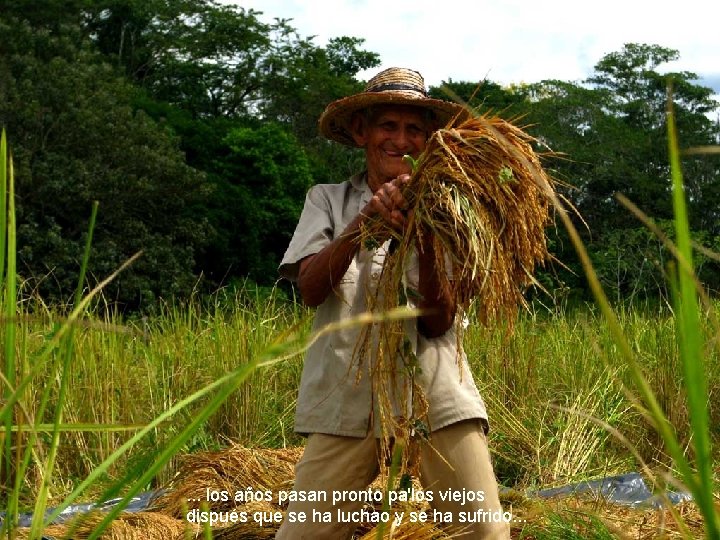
[87, 0, 381, 288]
[429, 79, 529, 120]
[0, 15, 210, 309]
[201, 123, 314, 285]
[525, 44, 720, 299]
[86, 0, 276, 118]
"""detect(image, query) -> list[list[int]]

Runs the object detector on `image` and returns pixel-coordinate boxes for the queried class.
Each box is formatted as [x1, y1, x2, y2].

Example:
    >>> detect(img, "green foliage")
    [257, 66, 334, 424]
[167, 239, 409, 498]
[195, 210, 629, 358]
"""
[0, 15, 211, 309]
[261, 35, 379, 140]
[429, 79, 529, 119]
[87, 1, 277, 118]
[202, 123, 314, 285]
[84, 0, 380, 288]
[524, 44, 719, 300]
[1, 0, 380, 309]
[590, 224, 671, 302]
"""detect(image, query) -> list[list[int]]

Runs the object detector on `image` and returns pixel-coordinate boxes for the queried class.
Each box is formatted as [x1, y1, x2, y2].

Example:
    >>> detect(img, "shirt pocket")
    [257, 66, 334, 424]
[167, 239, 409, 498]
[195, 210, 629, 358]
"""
[336, 257, 360, 308]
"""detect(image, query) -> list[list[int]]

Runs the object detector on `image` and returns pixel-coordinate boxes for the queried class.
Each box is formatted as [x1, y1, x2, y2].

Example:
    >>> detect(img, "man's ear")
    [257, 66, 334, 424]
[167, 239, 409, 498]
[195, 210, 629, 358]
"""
[349, 112, 367, 147]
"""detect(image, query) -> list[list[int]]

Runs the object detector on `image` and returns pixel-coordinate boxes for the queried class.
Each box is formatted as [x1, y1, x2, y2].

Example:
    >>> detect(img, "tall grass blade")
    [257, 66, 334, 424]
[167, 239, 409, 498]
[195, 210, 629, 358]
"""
[1, 144, 19, 536]
[0, 127, 7, 525]
[666, 88, 719, 539]
[0, 129, 6, 289]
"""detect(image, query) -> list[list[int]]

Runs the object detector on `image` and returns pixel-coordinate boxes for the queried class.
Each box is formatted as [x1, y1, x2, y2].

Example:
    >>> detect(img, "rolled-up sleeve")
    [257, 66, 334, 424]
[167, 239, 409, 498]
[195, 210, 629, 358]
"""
[279, 185, 334, 282]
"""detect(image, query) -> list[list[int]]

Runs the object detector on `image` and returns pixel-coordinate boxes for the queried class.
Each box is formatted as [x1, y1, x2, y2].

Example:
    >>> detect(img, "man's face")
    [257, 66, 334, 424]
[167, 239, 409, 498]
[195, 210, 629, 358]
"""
[351, 105, 431, 191]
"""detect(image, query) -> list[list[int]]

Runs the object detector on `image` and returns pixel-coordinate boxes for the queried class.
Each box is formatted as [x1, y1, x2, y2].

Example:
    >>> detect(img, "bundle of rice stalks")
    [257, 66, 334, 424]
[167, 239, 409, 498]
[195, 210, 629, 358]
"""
[209, 517, 280, 540]
[152, 445, 302, 517]
[362, 111, 555, 324]
[356, 111, 557, 490]
[15, 511, 192, 540]
[187, 500, 282, 540]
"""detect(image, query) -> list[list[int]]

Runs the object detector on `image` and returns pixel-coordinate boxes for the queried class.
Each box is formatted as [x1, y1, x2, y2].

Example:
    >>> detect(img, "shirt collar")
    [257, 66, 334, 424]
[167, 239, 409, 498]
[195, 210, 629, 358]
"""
[350, 170, 368, 192]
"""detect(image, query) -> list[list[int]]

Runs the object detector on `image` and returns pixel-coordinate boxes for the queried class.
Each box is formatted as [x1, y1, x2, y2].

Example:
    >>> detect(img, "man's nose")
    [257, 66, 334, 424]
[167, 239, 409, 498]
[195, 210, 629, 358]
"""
[393, 129, 413, 151]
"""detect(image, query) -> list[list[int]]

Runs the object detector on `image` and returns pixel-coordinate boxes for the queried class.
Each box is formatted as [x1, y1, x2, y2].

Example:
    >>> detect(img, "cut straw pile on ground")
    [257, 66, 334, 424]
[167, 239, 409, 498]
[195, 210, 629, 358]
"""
[14, 443, 710, 539]
[152, 446, 303, 516]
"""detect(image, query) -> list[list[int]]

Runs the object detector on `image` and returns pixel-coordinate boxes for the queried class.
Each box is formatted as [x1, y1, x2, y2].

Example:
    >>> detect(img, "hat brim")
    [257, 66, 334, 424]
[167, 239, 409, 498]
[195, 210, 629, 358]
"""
[318, 92, 469, 147]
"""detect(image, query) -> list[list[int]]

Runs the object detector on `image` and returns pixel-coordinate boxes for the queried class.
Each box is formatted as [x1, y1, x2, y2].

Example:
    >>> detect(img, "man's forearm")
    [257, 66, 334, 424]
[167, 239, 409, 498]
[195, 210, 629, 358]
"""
[416, 234, 456, 338]
[297, 214, 365, 307]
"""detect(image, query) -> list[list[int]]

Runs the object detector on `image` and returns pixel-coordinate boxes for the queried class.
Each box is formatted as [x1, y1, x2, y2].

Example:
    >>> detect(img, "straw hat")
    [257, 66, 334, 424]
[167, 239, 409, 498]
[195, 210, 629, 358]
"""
[318, 67, 467, 146]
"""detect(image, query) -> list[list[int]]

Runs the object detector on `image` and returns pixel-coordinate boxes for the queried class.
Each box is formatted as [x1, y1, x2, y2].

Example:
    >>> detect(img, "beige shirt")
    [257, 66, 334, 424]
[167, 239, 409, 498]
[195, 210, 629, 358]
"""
[279, 172, 487, 438]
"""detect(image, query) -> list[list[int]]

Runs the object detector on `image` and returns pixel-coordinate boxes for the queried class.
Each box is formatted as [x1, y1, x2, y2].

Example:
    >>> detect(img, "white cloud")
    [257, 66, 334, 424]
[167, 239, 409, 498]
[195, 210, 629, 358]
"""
[230, 0, 719, 93]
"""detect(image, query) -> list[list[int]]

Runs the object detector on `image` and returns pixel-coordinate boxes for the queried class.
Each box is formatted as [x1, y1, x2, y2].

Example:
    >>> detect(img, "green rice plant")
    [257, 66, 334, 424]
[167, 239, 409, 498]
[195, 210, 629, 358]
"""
[662, 90, 717, 536]
[470, 316, 630, 488]
[548, 90, 719, 537]
[1, 127, 20, 535]
[0, 130, 6, 301]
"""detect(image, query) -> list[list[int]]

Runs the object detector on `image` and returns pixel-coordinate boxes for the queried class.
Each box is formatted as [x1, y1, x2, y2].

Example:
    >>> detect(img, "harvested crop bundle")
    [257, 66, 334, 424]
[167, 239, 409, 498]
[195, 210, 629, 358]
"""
[356, 112, 556, 481]
[152, 446, 302, 517]
[14, 511, 192, 540]
[361, 112, 555, 325]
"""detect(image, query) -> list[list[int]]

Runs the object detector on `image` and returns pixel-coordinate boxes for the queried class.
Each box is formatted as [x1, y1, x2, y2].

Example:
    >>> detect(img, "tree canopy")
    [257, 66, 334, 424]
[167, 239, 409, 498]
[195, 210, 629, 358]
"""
[522, 43, 719, 299]
[1, 1, 718, 310]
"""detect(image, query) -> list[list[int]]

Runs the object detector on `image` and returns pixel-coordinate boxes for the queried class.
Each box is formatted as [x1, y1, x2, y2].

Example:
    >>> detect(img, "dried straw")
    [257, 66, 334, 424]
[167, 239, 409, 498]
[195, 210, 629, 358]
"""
[209, 517, 280, 540]
[14, 511, 193, 540]
[152, 445, 302, 517]
[361, 111, 555, 324]
[356, 111, 556, 485]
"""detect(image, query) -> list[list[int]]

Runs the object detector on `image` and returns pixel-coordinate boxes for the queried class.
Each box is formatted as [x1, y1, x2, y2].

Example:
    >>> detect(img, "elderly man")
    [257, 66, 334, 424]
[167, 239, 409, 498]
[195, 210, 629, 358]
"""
[277, 67, 510, 539]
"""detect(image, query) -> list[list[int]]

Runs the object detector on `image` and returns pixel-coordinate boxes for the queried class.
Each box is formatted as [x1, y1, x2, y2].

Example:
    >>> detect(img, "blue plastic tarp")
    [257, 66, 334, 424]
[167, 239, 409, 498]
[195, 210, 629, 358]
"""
[1, 490, 160, 528]
[533, 472, 692, 508]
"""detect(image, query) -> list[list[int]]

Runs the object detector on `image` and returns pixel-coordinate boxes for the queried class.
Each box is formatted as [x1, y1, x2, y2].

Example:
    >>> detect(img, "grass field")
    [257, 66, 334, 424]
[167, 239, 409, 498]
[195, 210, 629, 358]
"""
[1, 289, 718, 538]
[2, 106, 718, 538]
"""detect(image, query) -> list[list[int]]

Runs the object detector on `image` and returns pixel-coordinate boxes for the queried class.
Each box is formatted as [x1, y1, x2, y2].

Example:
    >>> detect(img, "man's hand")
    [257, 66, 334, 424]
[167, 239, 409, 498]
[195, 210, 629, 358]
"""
[361, 174, 411, 236]
[298, 174, 415, 308]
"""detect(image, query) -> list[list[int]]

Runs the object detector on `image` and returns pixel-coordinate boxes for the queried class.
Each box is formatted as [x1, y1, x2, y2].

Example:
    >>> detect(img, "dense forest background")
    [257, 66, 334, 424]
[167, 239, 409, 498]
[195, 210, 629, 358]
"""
[1, 0, 718, 311]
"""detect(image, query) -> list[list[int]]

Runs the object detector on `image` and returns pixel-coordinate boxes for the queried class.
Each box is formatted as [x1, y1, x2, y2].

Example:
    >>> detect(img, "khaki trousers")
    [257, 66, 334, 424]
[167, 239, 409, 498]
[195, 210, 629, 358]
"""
[275, 420, 510, 539]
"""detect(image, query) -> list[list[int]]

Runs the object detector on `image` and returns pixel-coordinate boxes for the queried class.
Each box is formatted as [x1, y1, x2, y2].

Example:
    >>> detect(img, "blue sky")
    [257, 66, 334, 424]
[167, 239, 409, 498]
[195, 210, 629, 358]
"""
[229, 0, 720, 99]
